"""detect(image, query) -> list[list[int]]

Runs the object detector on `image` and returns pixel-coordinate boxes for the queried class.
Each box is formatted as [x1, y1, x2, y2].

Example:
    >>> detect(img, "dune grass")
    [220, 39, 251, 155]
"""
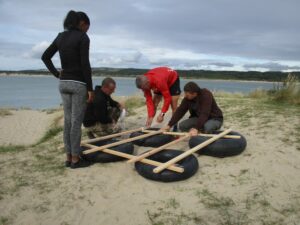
[249, 74, 300, 105]
[124, 96, 145, 115]
[0, 108, 12, 117]
[0, 145, 26, 154]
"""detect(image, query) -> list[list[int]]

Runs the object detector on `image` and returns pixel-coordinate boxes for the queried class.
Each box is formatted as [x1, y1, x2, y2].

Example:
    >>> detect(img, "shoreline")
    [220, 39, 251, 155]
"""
[0, 73, 280, 84]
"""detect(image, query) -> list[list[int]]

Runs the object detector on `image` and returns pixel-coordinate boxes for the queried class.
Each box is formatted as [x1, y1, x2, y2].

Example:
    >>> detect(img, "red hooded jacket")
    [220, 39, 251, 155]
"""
[143, 67, 178, 117]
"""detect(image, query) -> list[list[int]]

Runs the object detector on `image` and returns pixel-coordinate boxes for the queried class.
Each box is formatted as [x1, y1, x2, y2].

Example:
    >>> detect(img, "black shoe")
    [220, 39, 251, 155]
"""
[70, 158, 92, 169]
[65, 161, 71, 167]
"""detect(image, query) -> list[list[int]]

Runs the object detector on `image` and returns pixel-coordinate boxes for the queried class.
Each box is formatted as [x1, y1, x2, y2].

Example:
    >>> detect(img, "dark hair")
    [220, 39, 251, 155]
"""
[63, 10, 79, 30]
[184, 82, 201, 93]
[102, 77, 116, 87]
[77, 11, 90, 25]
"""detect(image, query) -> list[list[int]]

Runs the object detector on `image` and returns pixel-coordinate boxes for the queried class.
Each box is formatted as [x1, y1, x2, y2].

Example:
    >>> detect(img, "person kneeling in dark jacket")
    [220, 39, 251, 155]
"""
[161, 82, 223, 136]
[83, 77, 125, 138]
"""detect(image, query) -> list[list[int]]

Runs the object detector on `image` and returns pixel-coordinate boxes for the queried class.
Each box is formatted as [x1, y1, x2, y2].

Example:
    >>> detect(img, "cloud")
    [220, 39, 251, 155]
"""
[25, 41, 50, 59]
[92, 50, 143, 67]
[243, 62, 300, 71]
[208, 62, 234, 68]
[0, 0, 300, 70]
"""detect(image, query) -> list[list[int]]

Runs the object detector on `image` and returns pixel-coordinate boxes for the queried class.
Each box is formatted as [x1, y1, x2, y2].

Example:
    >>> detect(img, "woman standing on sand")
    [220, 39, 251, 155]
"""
[41, 10, 94, 169]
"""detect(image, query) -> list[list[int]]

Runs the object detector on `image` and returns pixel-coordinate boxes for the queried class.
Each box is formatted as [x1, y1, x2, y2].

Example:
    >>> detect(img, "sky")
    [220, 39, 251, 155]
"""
[0, 0, 300, 71]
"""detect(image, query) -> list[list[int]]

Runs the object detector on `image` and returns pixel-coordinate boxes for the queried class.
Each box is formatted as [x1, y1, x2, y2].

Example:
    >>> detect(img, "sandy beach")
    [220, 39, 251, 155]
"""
[0, 95, 300, 225]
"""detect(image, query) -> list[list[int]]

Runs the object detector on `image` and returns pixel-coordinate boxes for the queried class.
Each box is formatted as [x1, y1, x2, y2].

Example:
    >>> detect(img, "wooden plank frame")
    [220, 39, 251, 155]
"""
[75, 127, 236, 175]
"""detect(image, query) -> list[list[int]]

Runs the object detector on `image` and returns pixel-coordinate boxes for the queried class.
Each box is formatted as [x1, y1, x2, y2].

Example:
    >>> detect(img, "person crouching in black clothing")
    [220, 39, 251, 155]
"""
[83, 77, 124, 138]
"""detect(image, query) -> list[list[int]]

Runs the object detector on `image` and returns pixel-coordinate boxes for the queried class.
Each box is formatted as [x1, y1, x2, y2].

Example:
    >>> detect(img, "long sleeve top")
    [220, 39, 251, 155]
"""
[83, 86, 119, 126]
[168, 88, 223, 130]
[41, 29, 93, 91]
[143, 67, 178, 117]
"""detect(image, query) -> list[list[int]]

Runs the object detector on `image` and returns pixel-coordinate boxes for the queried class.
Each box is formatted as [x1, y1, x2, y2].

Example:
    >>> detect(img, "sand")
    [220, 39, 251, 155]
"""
[0, 97, 300, 225]
[0, 109, 62, 146]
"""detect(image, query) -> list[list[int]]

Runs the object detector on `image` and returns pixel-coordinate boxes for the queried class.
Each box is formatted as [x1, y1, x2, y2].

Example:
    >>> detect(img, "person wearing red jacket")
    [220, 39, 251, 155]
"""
[135, 67, 181, 128]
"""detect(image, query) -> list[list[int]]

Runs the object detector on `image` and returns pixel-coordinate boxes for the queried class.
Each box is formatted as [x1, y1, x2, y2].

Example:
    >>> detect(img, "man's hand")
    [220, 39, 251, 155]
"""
[118, 101, 125, 110]
[160, 125, 170, 132]
[87, 91, 95, 103]
[156, 113, 164, 123]
[189, 128, 198, 136]
[146, 117, 154, 127]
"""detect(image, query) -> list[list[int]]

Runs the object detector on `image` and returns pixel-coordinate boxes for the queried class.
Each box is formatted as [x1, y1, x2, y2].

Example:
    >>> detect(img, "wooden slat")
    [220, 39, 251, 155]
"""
[82, 130, 163, 155]
[153, 129, 232, 173]
[127, 135, 190, 163]
[142, 130, 240, 139]
[83, 143, 184, 173]
[81, 127, 144, 144]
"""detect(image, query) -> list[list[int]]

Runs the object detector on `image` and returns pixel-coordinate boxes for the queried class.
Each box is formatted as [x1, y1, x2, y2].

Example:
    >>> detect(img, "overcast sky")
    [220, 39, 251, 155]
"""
[0, 0, 300, 71]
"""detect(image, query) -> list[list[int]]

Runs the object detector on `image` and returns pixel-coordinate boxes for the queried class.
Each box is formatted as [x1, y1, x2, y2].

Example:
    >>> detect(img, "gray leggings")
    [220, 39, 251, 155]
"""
[179, 117, 223, 133]
[59, 81, 87, 156]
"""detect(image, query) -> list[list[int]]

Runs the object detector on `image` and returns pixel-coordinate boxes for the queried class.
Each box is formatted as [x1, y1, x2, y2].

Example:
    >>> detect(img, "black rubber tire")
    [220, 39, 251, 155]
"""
[189, 131, 247, 157]
[129, 128, 174, 147]
[135, 149, 199, 182]
[81, 139, 134, 163]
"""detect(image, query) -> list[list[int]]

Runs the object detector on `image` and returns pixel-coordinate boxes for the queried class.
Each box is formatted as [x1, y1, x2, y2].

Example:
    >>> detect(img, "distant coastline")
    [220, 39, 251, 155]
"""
[1, 68, 299, 82]
[0, 72, 280, 84]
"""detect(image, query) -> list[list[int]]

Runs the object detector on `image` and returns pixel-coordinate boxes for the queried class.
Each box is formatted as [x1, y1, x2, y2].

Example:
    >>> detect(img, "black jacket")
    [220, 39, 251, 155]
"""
[83, 86, 119, 127]
[41, 29, 93, 91]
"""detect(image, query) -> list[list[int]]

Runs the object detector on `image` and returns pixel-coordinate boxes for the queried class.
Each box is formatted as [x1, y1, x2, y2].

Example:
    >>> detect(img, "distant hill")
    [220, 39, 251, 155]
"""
[1, 68, 300, 82]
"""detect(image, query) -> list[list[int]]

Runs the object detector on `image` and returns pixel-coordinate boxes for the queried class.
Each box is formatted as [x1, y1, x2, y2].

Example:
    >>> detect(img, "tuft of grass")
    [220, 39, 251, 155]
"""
[0, 217, 10, 225]
[41, 107, 62, 114]
[32, 153, 65, 175]
[196, 189, 252, 225]
[0, 145, 26, 154]
[0, 108, 13, 117]
[270, 74, 300, 104]
[248, 89, 269, 99]
[165, 198, 180, 209]
[214, 91, 245, 98]
[125, 96, 145, 115]
[249, 74, 300, 105]
[147, 210, 204, 225]
[196, 189, 235, 209]
[34, 126, 63, 146]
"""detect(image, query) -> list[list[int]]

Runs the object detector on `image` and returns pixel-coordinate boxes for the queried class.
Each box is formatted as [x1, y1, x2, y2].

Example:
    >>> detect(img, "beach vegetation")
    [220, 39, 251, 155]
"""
[124, 96, 145, 115]
[0, 145, 26, 154]
[0, 217, 10, 225]
[249, 74, 300, 105]
[34, 126, 63, 146]
[0, 108, 12, 117]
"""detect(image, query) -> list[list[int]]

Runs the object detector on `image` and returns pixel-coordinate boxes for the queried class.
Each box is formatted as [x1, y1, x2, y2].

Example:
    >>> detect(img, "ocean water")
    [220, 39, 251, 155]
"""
[0, 76, 275, 109]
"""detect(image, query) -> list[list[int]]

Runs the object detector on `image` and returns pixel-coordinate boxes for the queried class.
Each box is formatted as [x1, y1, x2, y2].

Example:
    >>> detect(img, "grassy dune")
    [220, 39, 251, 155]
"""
[0, 91, 299, 225]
